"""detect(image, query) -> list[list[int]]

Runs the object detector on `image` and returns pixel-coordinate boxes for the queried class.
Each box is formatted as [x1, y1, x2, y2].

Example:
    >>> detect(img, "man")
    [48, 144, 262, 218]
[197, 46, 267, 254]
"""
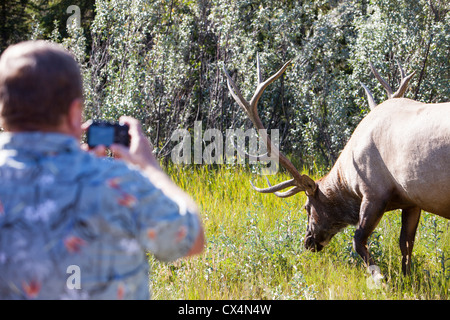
[0, 40, 204, 299]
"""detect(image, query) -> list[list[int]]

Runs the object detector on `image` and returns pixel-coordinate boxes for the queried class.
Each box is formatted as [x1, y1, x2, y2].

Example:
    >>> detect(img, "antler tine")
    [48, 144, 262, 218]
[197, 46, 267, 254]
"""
[257, 52, 263, 84]
[396, 59, 406, 78]
[392, 60, 416, 98]
[249, 59, 292, 114]
[361, 82, 377, 110]
[250, 178, 297, 193]
[369, 61, 393, 99]
[223, 64, 251, 114]
[223, 55, 317, 197]
[273, 186, 303, 198]
[369, 60, 415, 100]
[392, 71, 415, 98]
[250, 180, 302, 198]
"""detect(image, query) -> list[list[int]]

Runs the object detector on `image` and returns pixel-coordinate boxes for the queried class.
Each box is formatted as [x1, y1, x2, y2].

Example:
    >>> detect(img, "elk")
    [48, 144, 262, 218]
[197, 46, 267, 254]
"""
[223, 54, 450, 275]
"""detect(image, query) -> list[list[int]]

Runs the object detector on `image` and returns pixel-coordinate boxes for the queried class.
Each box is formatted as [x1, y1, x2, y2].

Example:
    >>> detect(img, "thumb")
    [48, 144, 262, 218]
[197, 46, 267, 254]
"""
[110, 144, 131, 162]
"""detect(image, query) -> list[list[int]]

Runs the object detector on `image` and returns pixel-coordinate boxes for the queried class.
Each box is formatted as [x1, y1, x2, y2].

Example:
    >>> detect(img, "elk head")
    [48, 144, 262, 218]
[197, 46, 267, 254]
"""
[223, 54, 344, 252]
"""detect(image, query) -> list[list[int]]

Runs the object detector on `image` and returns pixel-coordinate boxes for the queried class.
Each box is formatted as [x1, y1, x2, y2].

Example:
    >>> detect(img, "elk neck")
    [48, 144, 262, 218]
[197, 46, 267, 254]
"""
[315, 164, 361, 226]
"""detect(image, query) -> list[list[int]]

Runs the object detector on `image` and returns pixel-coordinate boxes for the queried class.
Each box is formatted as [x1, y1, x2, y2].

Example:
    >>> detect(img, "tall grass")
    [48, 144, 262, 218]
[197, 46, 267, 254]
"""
[150, 164, 449, 300]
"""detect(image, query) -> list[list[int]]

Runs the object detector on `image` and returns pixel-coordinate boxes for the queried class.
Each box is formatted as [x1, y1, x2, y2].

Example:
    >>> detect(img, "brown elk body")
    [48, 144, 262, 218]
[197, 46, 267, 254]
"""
[223, 55, 450, 275]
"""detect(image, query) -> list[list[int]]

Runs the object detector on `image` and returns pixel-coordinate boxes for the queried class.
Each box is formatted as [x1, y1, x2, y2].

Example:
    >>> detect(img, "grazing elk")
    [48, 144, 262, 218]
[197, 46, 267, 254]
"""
[223, 54, 450, 275]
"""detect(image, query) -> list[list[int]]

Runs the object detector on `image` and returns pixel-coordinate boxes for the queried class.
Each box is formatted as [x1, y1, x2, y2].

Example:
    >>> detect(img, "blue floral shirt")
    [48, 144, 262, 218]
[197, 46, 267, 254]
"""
[0, 132, 200, 299]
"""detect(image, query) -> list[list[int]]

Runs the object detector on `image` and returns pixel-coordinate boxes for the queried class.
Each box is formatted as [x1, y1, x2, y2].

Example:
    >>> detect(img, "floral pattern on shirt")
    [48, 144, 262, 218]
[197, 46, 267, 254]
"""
[0, 132, 200, 299]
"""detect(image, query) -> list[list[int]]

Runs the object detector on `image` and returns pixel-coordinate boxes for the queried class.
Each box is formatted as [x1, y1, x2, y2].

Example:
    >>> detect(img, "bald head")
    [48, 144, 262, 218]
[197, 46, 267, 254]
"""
[0, 40, 83, 131]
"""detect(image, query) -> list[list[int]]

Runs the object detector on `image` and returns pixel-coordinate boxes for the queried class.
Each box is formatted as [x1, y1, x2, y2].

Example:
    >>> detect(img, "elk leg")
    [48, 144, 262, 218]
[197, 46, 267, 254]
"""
[353, 199, 386, 268]
[400, 206, 421, 275]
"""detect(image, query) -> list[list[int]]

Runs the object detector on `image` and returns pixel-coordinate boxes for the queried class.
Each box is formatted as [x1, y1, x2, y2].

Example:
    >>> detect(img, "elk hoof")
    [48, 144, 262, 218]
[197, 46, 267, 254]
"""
[366, 265, 384, 290]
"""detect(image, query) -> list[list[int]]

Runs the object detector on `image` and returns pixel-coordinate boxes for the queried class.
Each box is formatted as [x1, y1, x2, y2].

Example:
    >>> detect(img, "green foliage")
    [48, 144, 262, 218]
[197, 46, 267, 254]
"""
[8, 0, 449, 169]
[0, 0, 32, 51]
[352, 0, 450, 104]
[0, 0, 95, 52]
[150, 165, 449, 299]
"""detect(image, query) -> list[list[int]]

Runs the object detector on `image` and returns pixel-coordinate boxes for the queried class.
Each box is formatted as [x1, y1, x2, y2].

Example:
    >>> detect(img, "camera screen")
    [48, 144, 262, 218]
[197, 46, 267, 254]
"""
[88, 125, 115, 147]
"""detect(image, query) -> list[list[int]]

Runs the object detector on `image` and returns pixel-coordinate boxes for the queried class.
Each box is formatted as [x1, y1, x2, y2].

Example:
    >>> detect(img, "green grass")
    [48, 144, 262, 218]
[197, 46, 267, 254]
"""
[150, 164, 449, 300]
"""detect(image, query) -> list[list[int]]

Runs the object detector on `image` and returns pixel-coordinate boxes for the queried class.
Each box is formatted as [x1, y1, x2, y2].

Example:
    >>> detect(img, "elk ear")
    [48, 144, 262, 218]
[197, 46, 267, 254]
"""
[302, 175, 317, 196]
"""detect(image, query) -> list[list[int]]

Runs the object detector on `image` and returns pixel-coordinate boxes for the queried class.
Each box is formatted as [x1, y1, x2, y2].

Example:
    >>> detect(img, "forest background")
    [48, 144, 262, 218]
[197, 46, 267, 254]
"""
[2, 0, 449, 170]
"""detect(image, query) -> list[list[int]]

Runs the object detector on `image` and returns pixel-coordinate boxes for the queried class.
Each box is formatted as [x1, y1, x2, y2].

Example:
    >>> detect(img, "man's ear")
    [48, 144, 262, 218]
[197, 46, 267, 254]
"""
[68, 98, 83, 139]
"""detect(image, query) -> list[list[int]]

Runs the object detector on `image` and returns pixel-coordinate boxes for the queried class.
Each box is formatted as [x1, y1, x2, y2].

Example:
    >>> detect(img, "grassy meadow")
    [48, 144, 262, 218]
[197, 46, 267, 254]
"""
[150, 164, 449, 300]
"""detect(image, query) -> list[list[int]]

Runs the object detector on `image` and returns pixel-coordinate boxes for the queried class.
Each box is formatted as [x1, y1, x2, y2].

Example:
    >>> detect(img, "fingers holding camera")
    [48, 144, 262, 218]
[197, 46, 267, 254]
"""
[81, 143, 108, 157]
[80, 120, 108, 157]
[81, 120, 93, 132]
[80, 116, 159, 168]
[110, 116, 160, 170]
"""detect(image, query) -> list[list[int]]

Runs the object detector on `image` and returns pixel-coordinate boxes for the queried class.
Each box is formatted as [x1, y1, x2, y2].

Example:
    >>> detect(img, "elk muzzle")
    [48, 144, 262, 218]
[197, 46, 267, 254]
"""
[304, 233, 324, 252]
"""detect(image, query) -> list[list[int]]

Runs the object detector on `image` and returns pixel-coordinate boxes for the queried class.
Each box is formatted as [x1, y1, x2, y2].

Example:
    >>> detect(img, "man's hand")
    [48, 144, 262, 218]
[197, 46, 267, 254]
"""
[109, 116, 160, 170]
[80, 121, 107, 157]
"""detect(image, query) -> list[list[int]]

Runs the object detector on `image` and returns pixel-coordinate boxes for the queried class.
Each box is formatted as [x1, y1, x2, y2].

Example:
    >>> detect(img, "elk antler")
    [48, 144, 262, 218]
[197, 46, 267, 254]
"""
[361, 60, 416, 110]
[223, 53, 316, 197]
[369, 60, 416, 99]
[361, 82, 377, 110]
